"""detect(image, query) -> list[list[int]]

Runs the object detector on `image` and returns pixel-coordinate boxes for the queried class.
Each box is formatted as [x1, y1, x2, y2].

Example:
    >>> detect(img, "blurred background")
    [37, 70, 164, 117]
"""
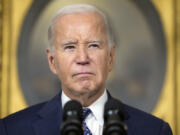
[0, 0, 179, 134]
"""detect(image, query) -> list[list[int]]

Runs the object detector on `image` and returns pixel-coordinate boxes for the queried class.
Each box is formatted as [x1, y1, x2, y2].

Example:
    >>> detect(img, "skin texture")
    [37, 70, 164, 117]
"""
[47, 12, 115, 106]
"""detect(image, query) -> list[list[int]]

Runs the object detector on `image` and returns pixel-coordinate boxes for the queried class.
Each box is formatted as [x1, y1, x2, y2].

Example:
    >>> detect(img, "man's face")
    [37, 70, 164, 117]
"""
[47, 12, 115, 98]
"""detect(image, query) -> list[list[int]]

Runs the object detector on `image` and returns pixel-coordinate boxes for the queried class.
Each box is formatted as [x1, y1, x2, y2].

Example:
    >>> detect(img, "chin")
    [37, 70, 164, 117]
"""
[69, 85, 95, 95]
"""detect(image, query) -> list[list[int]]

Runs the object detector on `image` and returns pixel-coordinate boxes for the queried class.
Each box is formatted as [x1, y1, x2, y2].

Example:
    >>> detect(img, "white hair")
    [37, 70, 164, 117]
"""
[48, 4, 115, 52]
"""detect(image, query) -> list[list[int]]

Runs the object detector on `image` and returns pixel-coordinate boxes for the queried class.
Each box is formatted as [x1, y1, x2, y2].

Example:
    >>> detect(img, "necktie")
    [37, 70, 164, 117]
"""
[83, 108, 92, 135]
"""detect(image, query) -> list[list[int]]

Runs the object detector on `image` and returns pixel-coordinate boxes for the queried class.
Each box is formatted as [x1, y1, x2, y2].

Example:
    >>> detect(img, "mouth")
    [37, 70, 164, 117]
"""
[73, 72, 94, 77]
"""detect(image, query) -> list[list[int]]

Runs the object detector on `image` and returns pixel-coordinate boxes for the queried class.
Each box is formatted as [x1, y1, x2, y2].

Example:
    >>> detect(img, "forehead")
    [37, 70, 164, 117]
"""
[54, 12, 106, 31]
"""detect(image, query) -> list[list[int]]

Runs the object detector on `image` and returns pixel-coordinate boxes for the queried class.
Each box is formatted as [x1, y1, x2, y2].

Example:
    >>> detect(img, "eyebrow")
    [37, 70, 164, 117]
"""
[62, 40, 78, 46]
[61, 39, 102, 46]
[85, 40, 102, 44]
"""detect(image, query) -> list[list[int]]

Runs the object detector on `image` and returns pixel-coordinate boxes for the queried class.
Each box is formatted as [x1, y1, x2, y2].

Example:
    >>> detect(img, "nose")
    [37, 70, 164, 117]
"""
[76, 46, 90, 65]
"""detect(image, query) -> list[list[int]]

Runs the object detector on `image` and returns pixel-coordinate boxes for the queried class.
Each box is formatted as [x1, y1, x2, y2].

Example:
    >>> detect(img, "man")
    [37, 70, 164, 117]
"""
[1, 4, 172, 135]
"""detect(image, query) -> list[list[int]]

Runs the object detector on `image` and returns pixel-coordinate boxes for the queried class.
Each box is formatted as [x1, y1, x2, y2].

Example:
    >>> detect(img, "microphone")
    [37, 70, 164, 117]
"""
[61, 100, 83, 135]
[103, 98, 128, 135]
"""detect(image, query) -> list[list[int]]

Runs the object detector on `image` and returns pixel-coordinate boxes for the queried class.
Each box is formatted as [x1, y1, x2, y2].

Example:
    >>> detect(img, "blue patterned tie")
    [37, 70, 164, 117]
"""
[83, 108, 92, 135]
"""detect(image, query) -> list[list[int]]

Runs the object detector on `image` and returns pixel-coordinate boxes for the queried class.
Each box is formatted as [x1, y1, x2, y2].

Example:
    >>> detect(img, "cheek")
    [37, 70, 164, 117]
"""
[94, 54, 110, 75]
[54, 55, 72, 78]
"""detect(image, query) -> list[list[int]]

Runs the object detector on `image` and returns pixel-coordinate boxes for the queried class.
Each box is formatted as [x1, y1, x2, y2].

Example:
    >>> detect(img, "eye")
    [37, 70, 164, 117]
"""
[89, 43, 99, 48]
[64, 45, 75, 50]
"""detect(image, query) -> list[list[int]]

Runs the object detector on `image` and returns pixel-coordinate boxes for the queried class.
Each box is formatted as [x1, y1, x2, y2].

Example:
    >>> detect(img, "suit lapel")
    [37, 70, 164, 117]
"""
[107, 91, 128, 120]
[32, 93, 62, 135]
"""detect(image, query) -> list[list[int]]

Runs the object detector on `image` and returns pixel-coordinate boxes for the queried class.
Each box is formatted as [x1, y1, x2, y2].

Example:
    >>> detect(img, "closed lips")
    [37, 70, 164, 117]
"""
[73, 72, 94, 77]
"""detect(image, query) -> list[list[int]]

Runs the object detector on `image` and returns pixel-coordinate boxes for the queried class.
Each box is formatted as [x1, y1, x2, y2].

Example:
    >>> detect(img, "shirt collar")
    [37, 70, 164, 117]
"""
[88, 90, 108, 126]
[61, 90, 71, 108]
[61, 90, 108, 125]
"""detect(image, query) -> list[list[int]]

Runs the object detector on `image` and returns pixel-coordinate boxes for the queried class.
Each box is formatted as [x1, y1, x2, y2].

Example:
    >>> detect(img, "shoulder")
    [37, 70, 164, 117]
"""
[2, 93, 62, 125]
[0, 119, 6, 135]
[2, 102, 46, 125]
[123, 104, 172, 135]
[2, 102, 48, 135]
[124, 103, 162, 123]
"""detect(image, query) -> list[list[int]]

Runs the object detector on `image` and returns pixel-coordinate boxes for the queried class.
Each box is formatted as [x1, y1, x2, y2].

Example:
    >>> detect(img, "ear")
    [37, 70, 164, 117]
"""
[108, 46, 115, 72]
[46, 48, 57, 75]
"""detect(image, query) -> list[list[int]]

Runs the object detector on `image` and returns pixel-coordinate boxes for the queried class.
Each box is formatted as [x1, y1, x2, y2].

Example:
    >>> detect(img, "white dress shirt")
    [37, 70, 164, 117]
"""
[61, 90, 108, 135]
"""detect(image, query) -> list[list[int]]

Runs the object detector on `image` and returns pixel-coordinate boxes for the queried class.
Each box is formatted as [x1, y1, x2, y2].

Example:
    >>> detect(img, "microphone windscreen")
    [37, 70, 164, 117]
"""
[104, 98, 125, 121]
[63, 100, 83, 121]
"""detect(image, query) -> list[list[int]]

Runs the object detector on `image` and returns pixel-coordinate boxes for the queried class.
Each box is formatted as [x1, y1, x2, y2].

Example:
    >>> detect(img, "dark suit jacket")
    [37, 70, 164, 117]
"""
[0, 119, 6, 135]
[1, 92, 172, 135]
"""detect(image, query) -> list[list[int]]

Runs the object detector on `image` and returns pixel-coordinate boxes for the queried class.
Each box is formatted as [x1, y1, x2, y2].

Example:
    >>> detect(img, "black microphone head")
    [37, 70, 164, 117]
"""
[61, 100, 83, 135]
[103, 98, 127, 135]
[63, 100, 83, 121]
[104, 98, 125, 121]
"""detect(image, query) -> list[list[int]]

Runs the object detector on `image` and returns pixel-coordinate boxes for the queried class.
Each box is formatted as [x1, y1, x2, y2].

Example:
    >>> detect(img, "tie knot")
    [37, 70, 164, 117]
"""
[83, 108, 91, 119]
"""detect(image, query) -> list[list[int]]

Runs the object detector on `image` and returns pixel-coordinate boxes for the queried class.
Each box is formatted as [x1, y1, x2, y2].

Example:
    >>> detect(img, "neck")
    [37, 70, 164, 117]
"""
[63, 87, 105, 107]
